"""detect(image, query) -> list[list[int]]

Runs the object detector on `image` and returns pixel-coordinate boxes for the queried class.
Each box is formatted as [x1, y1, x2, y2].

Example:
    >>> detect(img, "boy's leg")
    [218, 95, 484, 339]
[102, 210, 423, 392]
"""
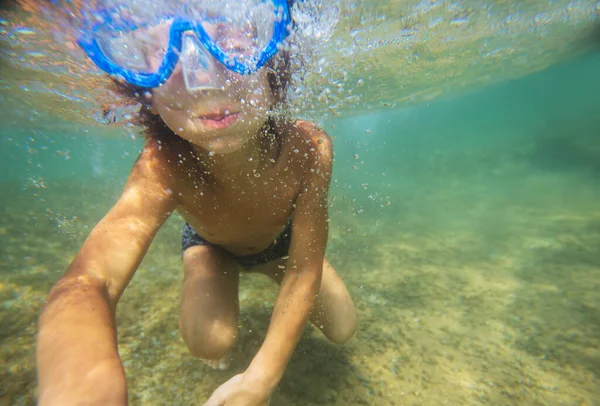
[255, 258, 357, 344]
[310, 259, 357, 344]
[180, 245, 240, 366]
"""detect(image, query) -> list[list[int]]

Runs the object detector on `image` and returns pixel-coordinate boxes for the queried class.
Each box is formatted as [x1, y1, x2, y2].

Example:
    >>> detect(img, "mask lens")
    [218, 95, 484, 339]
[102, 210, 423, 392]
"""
[197, 1, 275, 69]
[95, 20, 171, 74]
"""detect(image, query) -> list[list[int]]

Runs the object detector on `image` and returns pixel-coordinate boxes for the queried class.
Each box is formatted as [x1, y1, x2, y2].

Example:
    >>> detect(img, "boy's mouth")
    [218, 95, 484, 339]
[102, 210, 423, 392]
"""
[196, 112, 240, 129]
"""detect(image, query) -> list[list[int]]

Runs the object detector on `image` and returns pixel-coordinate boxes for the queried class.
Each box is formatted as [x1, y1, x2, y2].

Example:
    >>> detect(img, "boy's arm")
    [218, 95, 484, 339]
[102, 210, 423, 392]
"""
[246, 126, 333, 392]
[37, 144, 177, 406]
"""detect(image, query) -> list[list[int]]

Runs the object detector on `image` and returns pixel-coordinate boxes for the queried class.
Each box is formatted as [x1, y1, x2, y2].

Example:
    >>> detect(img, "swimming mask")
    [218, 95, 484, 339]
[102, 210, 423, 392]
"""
[77, 0, 292, 91]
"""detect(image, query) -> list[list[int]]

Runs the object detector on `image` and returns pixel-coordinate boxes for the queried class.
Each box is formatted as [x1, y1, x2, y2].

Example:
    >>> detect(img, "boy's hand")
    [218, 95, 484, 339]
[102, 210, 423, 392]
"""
[203, 372, 271, 406]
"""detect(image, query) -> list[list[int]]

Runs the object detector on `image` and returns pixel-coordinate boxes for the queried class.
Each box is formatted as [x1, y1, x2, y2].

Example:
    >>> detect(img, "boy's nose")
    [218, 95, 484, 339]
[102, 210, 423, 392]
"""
[184, 64, 230, 93]
[180, 33, 229, 92]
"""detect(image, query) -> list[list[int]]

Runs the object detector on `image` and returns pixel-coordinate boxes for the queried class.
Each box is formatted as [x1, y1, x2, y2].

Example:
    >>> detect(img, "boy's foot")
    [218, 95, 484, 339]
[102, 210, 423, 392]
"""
[202, 355, 231, 370]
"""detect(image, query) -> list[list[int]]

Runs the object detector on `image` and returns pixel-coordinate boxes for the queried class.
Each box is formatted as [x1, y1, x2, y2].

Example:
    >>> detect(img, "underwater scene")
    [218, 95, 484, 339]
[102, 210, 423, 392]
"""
[1, 0, 600, 405]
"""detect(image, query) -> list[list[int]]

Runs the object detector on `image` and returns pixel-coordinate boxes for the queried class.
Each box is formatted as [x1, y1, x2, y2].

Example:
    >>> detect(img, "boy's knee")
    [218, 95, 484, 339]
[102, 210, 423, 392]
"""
[326, 316, 357, 345]
[180, 319, 237, 360]
[315, 302, 358, 345]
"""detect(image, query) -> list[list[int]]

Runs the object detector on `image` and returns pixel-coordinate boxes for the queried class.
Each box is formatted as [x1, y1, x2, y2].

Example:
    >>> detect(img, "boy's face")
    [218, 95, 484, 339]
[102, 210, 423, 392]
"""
[150, 63, 273, 154]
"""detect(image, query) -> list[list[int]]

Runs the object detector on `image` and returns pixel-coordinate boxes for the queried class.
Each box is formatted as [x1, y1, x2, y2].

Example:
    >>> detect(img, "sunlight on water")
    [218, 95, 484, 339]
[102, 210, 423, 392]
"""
[1, 0, 599, 125]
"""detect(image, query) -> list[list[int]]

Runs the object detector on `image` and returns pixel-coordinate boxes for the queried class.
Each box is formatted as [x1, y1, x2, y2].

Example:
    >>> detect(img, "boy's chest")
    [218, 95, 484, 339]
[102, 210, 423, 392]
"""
[176, 167, 300, 248]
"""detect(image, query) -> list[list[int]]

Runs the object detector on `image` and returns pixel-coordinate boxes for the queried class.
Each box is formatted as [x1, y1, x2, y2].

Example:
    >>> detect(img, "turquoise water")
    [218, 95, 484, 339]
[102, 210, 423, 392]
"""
[1, 2, 600, 405]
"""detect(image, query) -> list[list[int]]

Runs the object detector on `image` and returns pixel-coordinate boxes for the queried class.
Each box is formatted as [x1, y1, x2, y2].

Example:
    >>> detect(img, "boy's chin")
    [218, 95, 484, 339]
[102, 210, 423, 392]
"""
[195, 134, 251, 155]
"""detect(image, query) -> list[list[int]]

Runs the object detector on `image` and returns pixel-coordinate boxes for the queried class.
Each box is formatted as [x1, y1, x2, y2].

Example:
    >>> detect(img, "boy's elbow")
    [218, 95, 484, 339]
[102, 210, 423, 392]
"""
[43, 273, 110, 313]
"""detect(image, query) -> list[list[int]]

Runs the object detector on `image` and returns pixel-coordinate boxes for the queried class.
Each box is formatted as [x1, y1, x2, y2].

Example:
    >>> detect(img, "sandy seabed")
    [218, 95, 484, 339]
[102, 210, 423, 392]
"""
[1, 157, 599, 405]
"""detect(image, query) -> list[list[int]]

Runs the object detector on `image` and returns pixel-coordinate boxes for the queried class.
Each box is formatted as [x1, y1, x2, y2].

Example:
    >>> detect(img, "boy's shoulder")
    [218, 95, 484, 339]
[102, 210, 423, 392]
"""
[285, 119, 333, 166]
[282, 119, 333, 195]
[131, 136, 189, 187]
[140, 130, 205, 167]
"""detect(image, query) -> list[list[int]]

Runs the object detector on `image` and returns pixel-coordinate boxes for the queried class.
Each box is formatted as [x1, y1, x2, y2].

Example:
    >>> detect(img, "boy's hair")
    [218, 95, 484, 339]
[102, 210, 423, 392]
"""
[106, 1, 296, 141]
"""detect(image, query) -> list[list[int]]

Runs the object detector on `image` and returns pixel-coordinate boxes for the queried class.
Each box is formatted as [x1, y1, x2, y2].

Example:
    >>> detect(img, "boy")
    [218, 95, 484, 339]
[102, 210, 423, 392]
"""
[36, 1, 357, 405]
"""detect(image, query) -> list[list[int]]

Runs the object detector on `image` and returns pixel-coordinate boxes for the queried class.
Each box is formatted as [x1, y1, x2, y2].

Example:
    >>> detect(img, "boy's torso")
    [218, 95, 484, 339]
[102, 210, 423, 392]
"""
[148, 120, 321, 256]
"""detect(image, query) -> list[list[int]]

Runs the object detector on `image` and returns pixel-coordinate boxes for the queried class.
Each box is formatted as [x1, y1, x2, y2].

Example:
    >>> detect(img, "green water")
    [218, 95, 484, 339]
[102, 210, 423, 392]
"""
[1, 4, 600, 406]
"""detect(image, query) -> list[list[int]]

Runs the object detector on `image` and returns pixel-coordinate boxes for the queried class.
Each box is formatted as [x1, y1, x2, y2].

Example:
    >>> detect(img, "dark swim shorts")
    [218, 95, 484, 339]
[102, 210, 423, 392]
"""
[181, 221, 292, 270]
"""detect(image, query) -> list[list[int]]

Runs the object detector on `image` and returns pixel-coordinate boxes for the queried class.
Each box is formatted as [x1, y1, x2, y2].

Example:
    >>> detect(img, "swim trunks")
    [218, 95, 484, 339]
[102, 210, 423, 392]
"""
[181, 221, 292, 270]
